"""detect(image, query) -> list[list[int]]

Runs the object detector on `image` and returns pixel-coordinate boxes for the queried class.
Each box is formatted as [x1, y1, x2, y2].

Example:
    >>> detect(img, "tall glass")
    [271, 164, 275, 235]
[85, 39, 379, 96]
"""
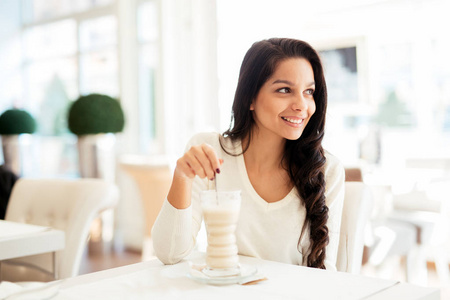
[200, 190, 241, 277]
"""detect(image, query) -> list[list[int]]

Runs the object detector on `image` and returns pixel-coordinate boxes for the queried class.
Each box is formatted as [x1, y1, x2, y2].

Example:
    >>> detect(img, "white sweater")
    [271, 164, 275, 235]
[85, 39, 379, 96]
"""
[152, 132, 345, 270]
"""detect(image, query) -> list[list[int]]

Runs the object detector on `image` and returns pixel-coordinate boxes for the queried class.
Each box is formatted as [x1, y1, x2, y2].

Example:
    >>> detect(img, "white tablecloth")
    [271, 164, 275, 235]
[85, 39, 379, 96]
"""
[49, 253, 439, 300]
[0, 220, 48, 240]
[0, 220, 65, 261]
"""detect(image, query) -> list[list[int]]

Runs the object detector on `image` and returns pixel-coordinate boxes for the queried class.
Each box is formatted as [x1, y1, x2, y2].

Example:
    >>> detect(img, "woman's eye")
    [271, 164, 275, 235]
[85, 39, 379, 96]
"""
[305, 89, 315, 95]
[278, 88, 290, 93]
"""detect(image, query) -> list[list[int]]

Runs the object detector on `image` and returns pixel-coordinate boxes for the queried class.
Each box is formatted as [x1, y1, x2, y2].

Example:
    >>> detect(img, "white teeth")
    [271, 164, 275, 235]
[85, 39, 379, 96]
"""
[282, 117, 302, 124]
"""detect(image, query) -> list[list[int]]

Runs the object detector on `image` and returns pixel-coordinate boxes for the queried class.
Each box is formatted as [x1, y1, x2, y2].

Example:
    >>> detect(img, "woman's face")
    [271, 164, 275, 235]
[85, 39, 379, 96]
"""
[250, 58, 316, 141]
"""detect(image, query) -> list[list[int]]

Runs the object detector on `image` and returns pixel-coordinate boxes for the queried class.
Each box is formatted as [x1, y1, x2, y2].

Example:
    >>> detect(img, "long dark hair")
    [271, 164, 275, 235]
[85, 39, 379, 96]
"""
[222, 38, 328, 269]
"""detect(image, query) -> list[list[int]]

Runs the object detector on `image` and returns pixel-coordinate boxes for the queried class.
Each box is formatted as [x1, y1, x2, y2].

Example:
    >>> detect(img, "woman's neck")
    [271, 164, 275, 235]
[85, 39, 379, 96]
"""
[241, 128, 293, 203]
[242, 129, 286, 173]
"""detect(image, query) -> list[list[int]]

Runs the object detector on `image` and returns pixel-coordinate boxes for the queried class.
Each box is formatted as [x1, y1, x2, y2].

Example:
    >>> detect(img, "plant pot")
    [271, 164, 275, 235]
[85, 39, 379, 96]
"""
[76, 133, 117, 254]
[1, 135, 20, 175]
[1, 134, 32, 176]
[77, 133, 116, 182]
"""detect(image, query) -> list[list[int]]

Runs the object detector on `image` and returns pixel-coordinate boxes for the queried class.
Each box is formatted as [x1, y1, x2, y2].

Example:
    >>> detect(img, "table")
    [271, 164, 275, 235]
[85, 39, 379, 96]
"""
[0, 220, 65, 280]
[119, 155, 172, 260]
[55, 252, 439, 299]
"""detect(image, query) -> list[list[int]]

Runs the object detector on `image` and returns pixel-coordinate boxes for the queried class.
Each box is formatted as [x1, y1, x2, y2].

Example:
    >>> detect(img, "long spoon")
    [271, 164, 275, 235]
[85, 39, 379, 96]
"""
[214, 172, 219, 204]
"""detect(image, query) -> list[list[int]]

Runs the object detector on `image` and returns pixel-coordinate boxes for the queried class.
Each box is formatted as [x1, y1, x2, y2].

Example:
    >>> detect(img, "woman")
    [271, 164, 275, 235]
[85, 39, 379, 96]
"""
[152, 38, 345, 270]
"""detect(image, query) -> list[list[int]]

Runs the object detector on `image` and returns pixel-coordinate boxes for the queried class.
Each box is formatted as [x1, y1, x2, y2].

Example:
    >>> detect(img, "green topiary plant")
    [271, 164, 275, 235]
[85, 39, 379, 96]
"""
[0, 109, 37, 135]
[68, 94, 125, 135]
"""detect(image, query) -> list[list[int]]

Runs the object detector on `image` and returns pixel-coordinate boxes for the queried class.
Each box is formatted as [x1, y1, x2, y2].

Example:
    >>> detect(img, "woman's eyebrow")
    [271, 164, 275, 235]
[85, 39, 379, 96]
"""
[272, 79, 315, 87]
[272, 79, 294, 85]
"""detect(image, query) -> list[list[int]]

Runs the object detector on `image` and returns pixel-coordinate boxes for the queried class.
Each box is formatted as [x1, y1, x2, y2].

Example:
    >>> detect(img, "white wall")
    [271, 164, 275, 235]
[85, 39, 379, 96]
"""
[159, 0, 219, 158]
[0, 0, 22, 113]
[216, 0, 450, 170]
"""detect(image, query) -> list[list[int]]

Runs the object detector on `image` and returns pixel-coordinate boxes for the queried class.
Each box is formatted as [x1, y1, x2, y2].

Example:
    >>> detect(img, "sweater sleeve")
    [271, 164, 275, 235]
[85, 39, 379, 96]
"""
[151, 198, 194, 264]
[151, 134, 211, 264]
[323, 153, 345, 271]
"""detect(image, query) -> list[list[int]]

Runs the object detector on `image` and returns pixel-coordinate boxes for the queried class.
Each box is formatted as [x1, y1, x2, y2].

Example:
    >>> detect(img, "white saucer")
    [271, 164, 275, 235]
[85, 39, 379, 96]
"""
[187, 263, 258, 285]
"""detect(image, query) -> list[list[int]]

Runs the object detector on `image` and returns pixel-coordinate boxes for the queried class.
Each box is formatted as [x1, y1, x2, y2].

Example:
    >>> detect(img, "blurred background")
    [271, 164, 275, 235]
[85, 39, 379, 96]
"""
[0, 0, 449, 295]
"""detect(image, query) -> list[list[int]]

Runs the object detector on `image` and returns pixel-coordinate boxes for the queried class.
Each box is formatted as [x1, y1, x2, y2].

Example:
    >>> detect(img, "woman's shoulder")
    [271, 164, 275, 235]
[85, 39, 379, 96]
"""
[323, 150, 345, 181]
[323, 150, 345, 206]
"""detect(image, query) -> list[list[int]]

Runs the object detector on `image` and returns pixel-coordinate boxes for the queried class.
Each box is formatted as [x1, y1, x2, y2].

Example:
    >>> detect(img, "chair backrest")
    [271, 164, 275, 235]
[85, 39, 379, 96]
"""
[4, 178, 119, 280]
[336, 181, 373, 274]
[344, 167, 363, 182]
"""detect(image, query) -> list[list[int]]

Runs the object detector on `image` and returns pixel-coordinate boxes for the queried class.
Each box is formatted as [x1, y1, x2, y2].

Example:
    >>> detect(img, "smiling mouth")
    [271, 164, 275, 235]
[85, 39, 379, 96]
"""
[281, 117, 303, 125]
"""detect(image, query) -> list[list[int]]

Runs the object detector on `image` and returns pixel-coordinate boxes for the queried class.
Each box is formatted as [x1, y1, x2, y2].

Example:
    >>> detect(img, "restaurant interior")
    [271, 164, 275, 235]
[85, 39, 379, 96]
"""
[0, 0, 449, 298]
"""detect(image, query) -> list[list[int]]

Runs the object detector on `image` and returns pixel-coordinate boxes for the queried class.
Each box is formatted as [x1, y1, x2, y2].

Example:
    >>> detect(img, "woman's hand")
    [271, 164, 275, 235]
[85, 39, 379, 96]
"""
[167, 143, 223, 209]
[174, 143, 223, 181]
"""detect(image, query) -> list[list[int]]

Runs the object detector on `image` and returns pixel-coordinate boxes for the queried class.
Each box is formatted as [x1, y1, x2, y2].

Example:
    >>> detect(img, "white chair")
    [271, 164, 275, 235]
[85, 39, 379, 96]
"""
[1, 178, 119, 282]
[389, 184, 450, 285]
[336, 181, 374, 274]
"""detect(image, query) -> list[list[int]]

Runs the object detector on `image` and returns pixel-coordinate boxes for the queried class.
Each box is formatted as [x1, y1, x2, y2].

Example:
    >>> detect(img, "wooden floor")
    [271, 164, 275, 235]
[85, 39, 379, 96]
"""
[79, 241, 142, 275]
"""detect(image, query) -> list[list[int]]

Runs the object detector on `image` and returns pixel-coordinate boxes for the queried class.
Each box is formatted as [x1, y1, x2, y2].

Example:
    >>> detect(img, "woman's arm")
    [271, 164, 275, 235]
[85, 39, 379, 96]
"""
[152, 134, 223, 264]
[151, 176, 206, 264]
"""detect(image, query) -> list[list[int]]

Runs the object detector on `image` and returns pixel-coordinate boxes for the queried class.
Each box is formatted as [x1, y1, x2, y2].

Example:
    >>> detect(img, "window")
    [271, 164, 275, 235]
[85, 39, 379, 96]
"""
[3, 0, 120, 176]
[22, 0, 114, 24]
[0, 0, 164, 175]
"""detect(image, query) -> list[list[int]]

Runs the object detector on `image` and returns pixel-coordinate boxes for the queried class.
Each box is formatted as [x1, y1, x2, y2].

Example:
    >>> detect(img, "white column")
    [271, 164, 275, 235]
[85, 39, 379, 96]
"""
[117, 0, 139, 154]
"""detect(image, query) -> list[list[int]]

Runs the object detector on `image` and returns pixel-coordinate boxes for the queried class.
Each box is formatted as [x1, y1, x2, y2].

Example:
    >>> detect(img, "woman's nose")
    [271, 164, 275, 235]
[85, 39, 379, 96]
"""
[292, 94, 308, 111]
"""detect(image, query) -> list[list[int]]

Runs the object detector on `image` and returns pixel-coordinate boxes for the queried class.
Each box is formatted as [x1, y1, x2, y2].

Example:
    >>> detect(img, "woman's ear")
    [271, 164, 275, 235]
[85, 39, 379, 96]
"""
[250, 101, 255, 111]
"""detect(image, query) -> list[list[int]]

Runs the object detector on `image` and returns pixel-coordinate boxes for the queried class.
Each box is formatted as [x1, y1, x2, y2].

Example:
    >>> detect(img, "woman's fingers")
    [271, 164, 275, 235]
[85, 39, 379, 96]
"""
[179, 150, 206, 178]
[175, 156, 196, 179]
[176, 143, 222, 180]
[201, 144, 222, 177]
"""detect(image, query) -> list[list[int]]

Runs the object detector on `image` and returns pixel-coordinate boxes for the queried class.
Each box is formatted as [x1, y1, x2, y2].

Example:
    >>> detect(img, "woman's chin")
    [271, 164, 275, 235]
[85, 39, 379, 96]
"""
[284, 131, 304, 141]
